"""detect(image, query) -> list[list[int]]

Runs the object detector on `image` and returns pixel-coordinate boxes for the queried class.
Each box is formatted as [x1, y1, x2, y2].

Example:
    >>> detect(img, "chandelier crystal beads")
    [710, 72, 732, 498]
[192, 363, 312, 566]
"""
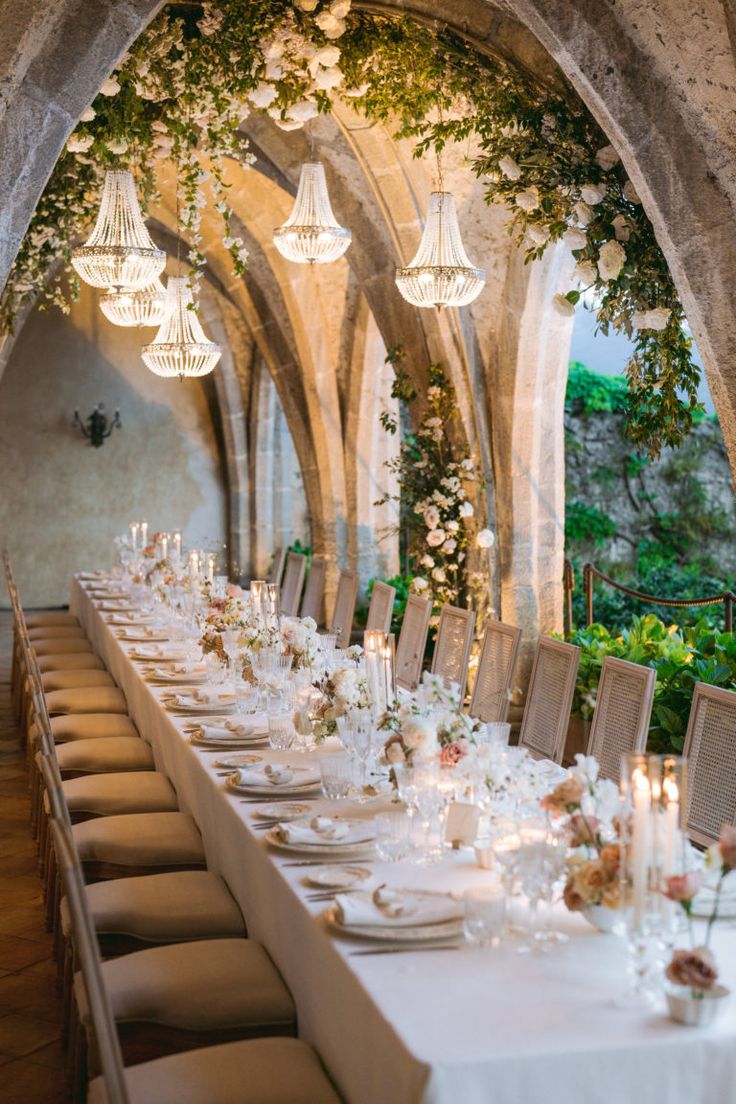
[71, 170, 165, 291]
[273, 162, 351, 264]
[141, 278, 222, 380]
[99, 279, 169, 328]
[395, 191, 485, 309]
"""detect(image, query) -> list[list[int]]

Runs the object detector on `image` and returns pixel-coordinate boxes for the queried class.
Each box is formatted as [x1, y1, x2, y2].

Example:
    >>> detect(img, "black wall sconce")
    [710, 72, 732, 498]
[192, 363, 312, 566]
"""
[73, 403, 121, 448]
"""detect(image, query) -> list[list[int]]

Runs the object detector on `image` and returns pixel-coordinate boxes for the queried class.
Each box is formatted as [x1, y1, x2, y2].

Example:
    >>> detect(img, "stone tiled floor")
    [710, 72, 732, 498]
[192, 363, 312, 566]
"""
[0, 611, 68, 1102]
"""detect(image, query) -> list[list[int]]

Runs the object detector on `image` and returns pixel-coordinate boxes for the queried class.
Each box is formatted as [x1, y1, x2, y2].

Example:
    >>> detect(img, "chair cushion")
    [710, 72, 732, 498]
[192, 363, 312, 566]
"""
[32, 639, 94, 656]
[36, 653, 106, 673]
[42, 670, 115, 692]
[24, 611, 80, 628]
[64, 870, 245, 943]
[62, 772, 178, 817]
[72, 813, 205, 869]
[56, 736, 154, 775]
[86, 939, 295, 1032]
[46, 687, 128, 715]
[51, 714, 139, 743]
[27, 626, 87, 641]
[88, 1038, 341, 1104]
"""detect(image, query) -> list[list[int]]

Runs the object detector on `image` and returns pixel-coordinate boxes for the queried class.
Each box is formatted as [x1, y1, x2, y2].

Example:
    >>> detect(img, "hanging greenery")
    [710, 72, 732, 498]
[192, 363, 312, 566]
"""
[1, 0, 700, 455]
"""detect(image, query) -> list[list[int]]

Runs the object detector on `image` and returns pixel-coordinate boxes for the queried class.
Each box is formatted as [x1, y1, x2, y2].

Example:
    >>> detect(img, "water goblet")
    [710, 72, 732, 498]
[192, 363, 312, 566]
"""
[268, 712, 296, 752]
[319, 755, 354, 799]
[375, 812, 412, 862]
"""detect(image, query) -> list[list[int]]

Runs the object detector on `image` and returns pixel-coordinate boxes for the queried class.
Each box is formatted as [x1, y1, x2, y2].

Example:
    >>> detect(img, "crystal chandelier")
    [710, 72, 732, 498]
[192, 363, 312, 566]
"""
[141, 277, 222, 380]
[71, 170, 165, 291]
[395, 191, 485, 308]
[273, 162, 351, 264]
[99, 279, 169, 328]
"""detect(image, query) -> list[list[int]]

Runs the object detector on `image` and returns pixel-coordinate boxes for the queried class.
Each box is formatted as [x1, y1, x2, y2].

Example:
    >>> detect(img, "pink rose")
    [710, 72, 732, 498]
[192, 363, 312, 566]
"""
[439, 741, 466, 768]
[666, 947, 718, 992]
[226, 583, 244, 599]
[569, 813, 600, 847]
[663, 871, 703, 903]
[719, 824, 736, 870]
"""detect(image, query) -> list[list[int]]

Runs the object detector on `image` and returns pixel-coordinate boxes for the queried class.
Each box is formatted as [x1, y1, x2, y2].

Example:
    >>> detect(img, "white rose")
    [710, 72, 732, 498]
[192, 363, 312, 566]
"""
[527, 224, 549, 246]
[265, 59, 283, 80]
[580, 183, 606, 205]
[515, 188, 540, 212]
[552, 293, 576, 317]
[106, 138, 128, 154]
[446, 520, 459, 533]
[303, 617, 318, 632]
[286, 100, 319, 123]
[314, 45, 341, 66]
[249, 82, 277, 108]
[295, 0, 319, 9]
[632, 307, 671, 332]
[498, 155, 521, 181]
[424, 505, 440, 529]
[612, 214, 631, 242]
[412, 577, 429, 593]
[420, 555, 434, 570]
[573, 261, 597, 286]
[573, 200, 595, 226]
[67, 133, 94, 152]
[595, 145, 619, 171]
[427, 529, 446, 547]
[432, 567, 446, 583]
[476, 528, 495, 549]
[563, 227, 587, 250]
[442, 539, 457, 553]
[597, 239, 626, 282]
[402, 716, 436, 753]
[315, 12, 346, 37]
[330, 0, 351, 16]
[313, 65, 343, 91]
[459, 501, 474, 518]
[623, 180, 641, 204]
[99, 76, 121, 96]
[343, 82, 368, 97]
[79, 106, 96, 122]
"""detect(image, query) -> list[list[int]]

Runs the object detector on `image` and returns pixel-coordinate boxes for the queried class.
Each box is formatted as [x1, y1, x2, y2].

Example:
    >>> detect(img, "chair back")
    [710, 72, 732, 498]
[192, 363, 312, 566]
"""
[430, 604, 475, 700]
[280, 552, 307, 617]
[300, 557, 327, 624]
[469, 620, 522, 723]
[38, 753, 72, 829]
[395, 595, 432, 691]
[50, 819, 130, 1104]
[329, 569, 359, 649]
[683, 682, 736, 847]
[586, 656, 656, 781]
[365, 581, 396, 634]
[268, 547, 286, 586]
[519, 637, 580, 763]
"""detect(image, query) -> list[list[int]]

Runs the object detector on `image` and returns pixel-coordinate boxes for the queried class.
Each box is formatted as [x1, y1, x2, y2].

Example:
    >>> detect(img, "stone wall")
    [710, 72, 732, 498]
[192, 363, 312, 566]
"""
[0, 282, 226, 607]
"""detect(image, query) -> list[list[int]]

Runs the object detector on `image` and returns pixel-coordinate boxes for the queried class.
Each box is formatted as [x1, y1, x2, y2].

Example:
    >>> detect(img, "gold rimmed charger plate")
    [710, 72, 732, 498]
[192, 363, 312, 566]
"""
[265, 828, 375, 857]
[190, 734, 269, 750]
[323, 905, 463, 943]
[143, 667, 207, 684]
[164, 696, 237, 715]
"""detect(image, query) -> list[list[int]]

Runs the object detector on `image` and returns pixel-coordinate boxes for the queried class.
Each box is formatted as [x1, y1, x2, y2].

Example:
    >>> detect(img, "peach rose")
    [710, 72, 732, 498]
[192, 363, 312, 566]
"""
[664, 871, 703, 904]
[541, 776, 584, 814]
[666, 947, 718, 992]
[563, 877, 585, 913]
[569, 813, 600, 847]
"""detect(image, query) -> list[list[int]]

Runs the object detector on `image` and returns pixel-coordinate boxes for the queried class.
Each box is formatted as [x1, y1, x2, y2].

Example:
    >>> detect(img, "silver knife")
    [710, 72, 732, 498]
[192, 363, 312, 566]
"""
[348, 944, 460, 956]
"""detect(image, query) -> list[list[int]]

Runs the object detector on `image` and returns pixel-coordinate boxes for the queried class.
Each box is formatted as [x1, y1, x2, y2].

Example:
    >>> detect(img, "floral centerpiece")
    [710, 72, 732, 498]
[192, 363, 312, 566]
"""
[311, 650, 369, 742]
[280, 616, 320, 670]
[541, 755, 623, 921]
[380, 671, 481, 768]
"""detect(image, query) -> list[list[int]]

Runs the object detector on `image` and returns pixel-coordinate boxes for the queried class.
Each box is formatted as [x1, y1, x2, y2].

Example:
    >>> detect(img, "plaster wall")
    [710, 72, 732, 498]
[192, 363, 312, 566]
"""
[0, 282, 226, 606]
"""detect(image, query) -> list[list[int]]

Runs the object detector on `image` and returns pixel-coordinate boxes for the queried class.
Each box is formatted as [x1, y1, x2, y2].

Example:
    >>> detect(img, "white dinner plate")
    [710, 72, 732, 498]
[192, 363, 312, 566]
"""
[143, 667, 207, 684]
[253, 801, 311, 820]
[165, 696, 237, 715]
[323, 905, 463, 943]
[226, 772, 315, 795]
[211, 753, 264, 769]
[265, 829, 374, 857]
[116, 631, 169, 643]
[306, 865, 373, 890]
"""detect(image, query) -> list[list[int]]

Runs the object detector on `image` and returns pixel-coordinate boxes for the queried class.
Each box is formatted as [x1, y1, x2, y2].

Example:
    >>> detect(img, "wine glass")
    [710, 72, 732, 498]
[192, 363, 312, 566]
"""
[515, 821, 559, 954]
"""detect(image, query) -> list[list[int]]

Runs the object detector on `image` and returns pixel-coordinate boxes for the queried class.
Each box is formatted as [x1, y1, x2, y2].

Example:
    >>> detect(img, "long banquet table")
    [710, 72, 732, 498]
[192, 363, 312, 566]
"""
[71, 575, 736, 1104]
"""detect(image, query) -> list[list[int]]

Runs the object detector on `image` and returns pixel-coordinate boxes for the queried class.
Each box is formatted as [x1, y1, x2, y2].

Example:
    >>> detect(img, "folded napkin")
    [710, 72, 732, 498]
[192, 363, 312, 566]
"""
[199, 724, 266, 743]
[132, 645, 188, 660]
[108, 614, 153, 625]
[119, 626, 164, 639]
[239, 766, 320, 790]
[223, 716, 268, 736]
[335, 888, 461, 928]
[276, 815, 373, 846]
[152, 663, 207, 679]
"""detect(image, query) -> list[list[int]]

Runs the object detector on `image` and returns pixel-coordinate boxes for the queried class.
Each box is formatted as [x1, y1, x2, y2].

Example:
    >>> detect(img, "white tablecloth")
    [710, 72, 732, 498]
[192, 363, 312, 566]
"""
[71, 577, 736, 1104]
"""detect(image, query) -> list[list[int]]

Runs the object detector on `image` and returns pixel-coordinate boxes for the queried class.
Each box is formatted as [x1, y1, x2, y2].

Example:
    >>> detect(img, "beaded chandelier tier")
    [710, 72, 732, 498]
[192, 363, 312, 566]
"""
[273, 162, 351, 264]
[395, 191, 485, 309]
[99, 279, 169, 328]
[71, 170, 165, 291]
[141, 277, 222, 380]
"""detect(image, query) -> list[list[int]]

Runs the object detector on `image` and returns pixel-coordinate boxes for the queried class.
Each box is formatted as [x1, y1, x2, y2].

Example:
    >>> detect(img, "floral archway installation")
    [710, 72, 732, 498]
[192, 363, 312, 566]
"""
[1, 0, 699, 456]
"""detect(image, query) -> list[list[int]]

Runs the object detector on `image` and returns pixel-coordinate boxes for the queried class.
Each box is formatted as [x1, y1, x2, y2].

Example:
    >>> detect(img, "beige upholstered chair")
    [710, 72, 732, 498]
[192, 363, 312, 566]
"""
[42, 669, 116, 692]
[586, 656, 656, 781]
[300, 557, 326, 623]
[27, 625, 87, 641]
[430, 605, 475, 700]
[51, 830, 338, 1104]
[268, 547, 286, 586]
[683, 682, 736, 848]
[365, 581, 396, 634]
[468, 620, 522, 724]
[280, 552, 307, 617]
[329, 569, 359, 649]
[395, 595, 432, 692]
[45, 686, 128, 715]
[36, 653, 106, 673]
[518, 637, 580, 763]
[32, 637, 95, 656]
